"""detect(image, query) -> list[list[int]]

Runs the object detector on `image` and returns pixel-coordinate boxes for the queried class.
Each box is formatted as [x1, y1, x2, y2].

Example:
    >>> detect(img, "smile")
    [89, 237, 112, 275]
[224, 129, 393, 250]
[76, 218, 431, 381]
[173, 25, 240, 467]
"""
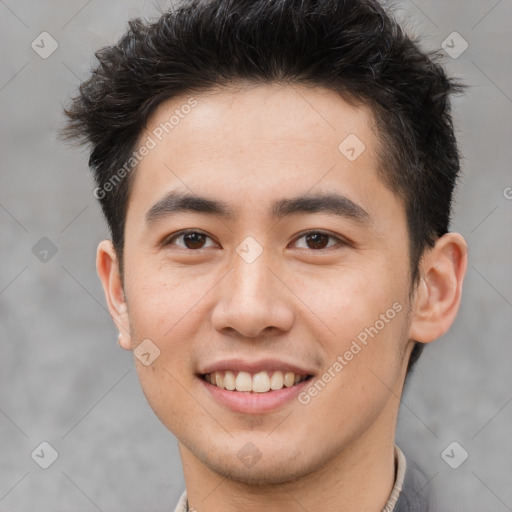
[202, 370, 312, 393]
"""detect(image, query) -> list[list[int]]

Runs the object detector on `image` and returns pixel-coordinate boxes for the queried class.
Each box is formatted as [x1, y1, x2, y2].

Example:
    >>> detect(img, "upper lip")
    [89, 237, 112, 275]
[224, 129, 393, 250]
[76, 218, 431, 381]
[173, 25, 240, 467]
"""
[199, 358, 316, 376]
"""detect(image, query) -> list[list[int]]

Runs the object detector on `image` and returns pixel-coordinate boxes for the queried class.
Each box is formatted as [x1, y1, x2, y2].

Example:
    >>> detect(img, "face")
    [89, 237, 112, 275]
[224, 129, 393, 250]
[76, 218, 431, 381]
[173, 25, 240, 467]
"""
[113, 84, 418, 484]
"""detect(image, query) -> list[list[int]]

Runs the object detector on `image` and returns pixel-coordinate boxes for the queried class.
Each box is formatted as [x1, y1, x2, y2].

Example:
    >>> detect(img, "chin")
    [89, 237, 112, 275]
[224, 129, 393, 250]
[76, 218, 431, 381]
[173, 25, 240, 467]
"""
[193, 443, 325, 487]
[207, 460, 311, 486]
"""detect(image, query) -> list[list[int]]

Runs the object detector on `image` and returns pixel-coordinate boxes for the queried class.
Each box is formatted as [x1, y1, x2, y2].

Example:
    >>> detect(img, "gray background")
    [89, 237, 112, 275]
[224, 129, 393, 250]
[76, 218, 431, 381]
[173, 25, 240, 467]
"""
[1, 0, 511, 510]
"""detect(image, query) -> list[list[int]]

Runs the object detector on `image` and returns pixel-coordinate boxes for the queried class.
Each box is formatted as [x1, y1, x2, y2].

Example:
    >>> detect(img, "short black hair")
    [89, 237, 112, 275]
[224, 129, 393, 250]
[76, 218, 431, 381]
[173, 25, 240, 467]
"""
[61, 0, 464, 374]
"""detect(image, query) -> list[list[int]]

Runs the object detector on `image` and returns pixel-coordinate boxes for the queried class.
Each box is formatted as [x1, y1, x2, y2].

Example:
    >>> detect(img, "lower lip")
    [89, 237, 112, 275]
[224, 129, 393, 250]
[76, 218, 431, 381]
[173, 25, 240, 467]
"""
[199, 376, 312, 414]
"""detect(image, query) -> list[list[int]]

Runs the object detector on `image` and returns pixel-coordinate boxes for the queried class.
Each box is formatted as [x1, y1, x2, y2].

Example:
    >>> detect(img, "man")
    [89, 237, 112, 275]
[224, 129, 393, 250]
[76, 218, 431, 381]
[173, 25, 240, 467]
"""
[62, 0, 468, 510]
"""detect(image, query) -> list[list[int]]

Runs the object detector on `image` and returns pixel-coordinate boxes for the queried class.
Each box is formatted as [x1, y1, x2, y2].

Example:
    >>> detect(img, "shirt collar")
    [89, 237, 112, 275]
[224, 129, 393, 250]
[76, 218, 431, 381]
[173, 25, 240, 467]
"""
[173, 444, 407, 512]
[383, 444, 407, 511]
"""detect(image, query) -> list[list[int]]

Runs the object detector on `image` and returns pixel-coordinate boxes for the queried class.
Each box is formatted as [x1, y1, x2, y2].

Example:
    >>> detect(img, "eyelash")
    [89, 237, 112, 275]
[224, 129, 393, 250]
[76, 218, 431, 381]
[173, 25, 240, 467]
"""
[164, 229, 348, 251]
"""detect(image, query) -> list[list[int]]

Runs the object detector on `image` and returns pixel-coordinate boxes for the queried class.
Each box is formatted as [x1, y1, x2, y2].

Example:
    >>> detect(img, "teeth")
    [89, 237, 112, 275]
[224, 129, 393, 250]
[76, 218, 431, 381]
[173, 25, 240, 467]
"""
[284, 372, 295, 387]
[252, 372, 270, 393]
[235, 371, 253, 392]
[204, 370, 309, 392]
[270, 371, 284, 390]
[224, 371, 236, 391]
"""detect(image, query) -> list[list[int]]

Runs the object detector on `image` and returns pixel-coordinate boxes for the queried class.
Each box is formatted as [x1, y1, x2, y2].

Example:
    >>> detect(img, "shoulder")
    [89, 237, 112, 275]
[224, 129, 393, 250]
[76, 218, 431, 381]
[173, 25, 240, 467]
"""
[394, 454, 431, 512]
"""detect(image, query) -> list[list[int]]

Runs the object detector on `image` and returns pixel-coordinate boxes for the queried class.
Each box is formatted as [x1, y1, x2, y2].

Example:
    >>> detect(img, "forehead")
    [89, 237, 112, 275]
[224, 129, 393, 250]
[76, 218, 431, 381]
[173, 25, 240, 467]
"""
[127, 83, 398, 227]
[146, 83, 378, 154]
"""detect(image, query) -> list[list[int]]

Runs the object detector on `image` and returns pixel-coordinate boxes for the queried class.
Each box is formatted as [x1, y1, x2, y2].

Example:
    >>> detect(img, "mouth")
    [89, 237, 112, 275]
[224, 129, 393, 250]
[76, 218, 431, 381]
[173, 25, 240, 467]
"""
[201, 370, 313, 393]
[197, 359, 316, 413]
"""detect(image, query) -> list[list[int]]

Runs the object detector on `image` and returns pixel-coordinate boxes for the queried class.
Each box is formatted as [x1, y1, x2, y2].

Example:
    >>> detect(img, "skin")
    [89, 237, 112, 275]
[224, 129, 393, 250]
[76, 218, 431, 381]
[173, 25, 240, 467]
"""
[97, 83, 467, 512]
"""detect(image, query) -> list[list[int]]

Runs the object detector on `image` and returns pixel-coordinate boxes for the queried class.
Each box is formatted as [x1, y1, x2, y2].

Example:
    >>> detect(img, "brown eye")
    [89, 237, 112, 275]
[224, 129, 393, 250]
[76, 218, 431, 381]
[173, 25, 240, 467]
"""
[292, 230, 345, 250]
[166, 230, 216, 250]
[182, 232, 206, 249]
[305, 232, 330, 249]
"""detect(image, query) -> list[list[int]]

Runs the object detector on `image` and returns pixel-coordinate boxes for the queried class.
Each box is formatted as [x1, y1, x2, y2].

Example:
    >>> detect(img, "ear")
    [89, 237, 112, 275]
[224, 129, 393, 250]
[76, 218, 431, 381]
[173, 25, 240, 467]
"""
[408, 232, 468, 344]
[96, 240, 132, 351]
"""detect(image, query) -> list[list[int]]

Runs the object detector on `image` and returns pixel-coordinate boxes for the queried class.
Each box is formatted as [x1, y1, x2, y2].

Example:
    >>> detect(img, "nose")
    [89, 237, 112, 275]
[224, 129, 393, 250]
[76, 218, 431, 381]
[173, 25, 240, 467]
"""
[210, 249, 294, 339]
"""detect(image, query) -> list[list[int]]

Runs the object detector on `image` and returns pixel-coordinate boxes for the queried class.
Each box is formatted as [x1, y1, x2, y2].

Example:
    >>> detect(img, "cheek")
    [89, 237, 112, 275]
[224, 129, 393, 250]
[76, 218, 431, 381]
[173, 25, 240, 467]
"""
[306, 264, 401, 336]
[300, 298, 407, 439]
[126, 263, 208, 338]
[125, 271, 202, 427]
[134, 362, 195, 437]
[125, 271, 198, 383]
[305, 262, 408, 394]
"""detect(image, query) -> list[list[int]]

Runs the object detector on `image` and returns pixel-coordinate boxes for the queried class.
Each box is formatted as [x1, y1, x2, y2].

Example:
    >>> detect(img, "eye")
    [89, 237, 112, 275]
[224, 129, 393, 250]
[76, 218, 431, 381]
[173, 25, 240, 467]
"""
[165, 230, 217, 250]
[164, 229, 347, 251]
[291, 230, 346, 250]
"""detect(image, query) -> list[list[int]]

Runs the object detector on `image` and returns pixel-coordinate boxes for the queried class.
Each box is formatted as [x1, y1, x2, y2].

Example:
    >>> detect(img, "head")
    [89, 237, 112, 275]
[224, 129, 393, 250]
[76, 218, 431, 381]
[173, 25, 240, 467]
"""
[62, 0, 467, 487]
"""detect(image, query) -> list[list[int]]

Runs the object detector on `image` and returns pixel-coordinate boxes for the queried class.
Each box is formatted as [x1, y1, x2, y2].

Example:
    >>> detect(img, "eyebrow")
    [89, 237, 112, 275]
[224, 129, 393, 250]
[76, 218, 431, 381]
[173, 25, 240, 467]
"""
[145, 190, 371, 226]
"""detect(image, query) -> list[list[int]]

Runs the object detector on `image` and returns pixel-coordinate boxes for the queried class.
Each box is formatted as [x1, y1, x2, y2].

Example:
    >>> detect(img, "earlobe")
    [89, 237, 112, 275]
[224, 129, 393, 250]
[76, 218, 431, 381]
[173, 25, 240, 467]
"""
[408, 233, 468, 344]
[96, 240, 132, 350]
